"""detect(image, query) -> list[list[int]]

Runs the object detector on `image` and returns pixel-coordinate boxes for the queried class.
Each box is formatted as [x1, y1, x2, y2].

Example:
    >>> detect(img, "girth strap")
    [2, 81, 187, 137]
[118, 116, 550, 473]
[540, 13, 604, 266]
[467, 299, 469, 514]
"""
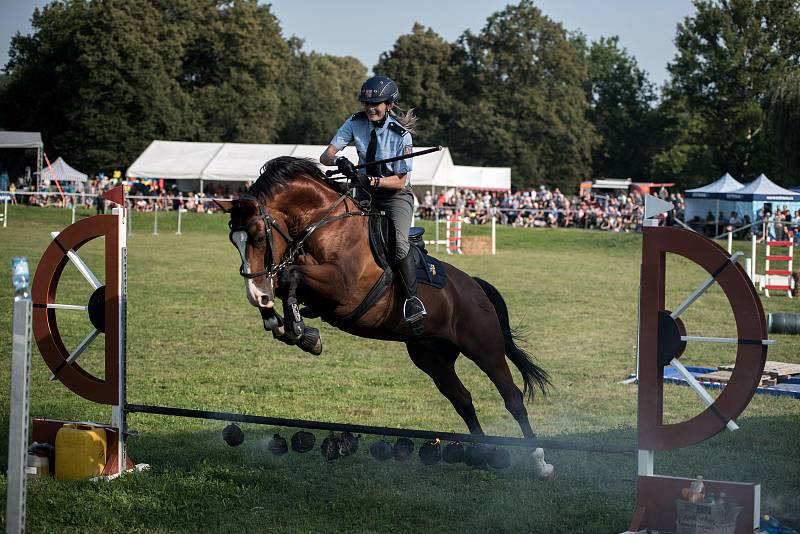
[332, 267, 395, 326]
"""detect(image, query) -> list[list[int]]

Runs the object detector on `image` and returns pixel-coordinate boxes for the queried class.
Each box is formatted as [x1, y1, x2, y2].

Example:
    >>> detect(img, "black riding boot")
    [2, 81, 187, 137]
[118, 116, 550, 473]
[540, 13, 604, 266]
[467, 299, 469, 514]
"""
[397, 251, 426, 335]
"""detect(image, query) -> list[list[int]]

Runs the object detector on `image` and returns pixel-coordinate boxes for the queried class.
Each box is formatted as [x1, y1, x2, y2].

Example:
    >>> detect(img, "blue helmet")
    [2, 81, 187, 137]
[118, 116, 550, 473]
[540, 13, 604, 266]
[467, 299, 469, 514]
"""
[359, 75, 399, 104]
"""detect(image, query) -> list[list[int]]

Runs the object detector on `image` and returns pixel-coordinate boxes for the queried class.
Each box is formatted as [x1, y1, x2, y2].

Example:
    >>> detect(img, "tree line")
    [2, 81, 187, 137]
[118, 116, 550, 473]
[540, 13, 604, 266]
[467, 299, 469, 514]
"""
[1, 0, 798, 192]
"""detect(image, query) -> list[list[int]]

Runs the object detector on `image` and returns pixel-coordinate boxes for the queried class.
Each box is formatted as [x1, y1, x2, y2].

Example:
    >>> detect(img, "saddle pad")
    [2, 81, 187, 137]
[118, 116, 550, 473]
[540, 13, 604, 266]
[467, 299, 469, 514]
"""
[412, 246, 447, 289]
[368, 216, 446, 289]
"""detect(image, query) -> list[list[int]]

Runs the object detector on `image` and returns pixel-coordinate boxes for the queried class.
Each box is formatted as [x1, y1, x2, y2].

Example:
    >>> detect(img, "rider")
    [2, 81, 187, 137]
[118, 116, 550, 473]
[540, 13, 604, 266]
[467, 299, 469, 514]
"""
[320, 75, 426, 333]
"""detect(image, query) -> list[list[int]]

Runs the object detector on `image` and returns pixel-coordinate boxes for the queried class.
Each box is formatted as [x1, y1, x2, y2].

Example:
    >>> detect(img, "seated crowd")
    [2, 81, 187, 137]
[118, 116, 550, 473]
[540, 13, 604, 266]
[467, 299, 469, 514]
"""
[419, 187, 686, 233]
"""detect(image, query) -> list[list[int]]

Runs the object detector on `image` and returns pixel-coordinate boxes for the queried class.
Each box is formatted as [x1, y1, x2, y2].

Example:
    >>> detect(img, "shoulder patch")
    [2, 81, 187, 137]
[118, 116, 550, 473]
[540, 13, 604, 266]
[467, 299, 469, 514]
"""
[387, 121, 407, 137]
[351, 111, 368, 121]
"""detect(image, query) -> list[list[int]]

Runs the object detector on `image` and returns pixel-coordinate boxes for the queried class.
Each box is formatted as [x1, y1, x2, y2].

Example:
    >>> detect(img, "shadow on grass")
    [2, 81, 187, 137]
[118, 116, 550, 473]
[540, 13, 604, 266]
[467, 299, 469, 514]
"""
[5, 414, 798, 532]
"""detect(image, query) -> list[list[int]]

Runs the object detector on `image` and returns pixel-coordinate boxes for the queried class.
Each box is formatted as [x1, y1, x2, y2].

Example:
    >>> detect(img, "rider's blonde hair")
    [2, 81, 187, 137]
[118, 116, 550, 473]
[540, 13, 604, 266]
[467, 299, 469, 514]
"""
[390, 105, 418, 135]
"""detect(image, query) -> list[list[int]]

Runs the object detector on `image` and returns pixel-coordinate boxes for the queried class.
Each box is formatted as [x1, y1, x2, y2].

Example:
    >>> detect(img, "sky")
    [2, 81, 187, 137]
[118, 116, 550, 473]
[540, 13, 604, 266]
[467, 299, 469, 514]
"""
[1, 1, 695, 87]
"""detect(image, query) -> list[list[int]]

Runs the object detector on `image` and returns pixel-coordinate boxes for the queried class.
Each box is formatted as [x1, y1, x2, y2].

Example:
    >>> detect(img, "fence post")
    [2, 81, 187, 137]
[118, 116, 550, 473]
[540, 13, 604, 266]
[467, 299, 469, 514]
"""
[491, 211, 496, 255]
[153, 205, 158, 236]
[434, 207, 439, 252]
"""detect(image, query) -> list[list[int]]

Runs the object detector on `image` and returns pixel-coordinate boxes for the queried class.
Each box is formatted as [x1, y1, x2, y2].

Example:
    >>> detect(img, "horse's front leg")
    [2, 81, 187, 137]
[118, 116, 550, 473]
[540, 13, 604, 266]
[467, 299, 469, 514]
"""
[275, 266, 323, 355]
[278, 267, 305, 343]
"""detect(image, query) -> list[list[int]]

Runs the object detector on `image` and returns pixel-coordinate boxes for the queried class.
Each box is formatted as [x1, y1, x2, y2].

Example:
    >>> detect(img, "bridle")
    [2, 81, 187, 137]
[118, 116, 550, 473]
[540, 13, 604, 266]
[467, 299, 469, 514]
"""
[228, 193, 293, 281]
[228, 188, 368, 285]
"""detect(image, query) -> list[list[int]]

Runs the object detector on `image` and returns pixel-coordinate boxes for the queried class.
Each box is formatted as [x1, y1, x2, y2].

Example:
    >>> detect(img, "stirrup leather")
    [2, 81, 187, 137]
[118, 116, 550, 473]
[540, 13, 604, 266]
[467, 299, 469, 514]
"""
[403, 296, 427, 322]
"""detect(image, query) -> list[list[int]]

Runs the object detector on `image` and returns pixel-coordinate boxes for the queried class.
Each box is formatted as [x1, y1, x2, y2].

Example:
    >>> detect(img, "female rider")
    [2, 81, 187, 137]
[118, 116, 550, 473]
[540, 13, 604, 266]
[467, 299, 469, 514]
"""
[319, 75, 425, 334]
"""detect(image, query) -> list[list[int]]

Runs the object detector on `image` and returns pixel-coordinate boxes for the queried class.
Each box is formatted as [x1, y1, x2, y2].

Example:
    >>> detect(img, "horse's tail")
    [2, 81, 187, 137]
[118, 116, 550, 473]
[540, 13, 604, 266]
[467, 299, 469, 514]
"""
[473, 277, 550, 400]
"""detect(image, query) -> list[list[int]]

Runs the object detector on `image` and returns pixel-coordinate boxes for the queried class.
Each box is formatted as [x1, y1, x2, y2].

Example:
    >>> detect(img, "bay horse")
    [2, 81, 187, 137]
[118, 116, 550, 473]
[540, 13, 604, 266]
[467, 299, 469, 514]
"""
[215, 156, 553, 478]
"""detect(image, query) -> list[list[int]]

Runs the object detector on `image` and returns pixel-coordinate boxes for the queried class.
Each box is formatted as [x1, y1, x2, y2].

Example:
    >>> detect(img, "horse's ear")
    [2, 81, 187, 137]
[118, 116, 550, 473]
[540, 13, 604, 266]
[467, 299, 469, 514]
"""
[214, 199, 235, 213]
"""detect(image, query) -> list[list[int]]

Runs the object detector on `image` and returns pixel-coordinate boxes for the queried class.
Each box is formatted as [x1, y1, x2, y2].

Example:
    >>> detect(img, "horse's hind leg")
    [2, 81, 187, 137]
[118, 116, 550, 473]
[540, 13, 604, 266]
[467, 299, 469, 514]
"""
[459, 331, 555, 479]
[405, 339, 483, 435]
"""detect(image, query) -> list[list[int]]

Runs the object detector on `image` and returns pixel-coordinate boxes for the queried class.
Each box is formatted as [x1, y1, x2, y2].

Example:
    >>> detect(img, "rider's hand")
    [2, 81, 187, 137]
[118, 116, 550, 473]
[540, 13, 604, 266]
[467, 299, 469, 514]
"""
[335, 157, 357, 178]
[350, 174, 372, 189]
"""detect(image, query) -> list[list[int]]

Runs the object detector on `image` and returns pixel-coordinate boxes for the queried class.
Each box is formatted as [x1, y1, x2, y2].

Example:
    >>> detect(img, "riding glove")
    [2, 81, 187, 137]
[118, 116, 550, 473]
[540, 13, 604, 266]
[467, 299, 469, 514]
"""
[335, 157, 357, 178]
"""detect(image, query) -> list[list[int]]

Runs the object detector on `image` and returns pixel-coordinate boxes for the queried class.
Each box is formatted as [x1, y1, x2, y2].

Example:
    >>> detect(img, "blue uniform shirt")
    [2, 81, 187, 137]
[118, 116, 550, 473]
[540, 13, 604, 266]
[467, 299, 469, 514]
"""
[330, 112, 413, 179]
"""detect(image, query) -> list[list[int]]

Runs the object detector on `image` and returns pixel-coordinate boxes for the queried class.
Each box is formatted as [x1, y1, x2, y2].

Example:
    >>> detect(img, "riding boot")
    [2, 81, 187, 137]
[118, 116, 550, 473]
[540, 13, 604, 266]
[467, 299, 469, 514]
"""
[397, 251, 426, 335]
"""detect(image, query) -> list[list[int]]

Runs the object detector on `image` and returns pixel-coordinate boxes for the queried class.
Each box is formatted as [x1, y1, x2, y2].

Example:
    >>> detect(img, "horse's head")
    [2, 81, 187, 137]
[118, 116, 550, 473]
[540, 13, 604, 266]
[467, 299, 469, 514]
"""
[215, 156, 340, 310]
[215, 194, 285, 310]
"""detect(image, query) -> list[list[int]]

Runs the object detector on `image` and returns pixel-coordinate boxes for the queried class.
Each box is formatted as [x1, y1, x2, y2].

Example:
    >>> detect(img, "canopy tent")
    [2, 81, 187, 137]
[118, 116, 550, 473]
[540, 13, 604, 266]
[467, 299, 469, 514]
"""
[684, 173, 744, 223]
[127, 140, 507, 193]
[446, 166, 511, 191]
[723, 174, 800, 222]
[35, 157, 88, 184]
[0, 131, 44, 189]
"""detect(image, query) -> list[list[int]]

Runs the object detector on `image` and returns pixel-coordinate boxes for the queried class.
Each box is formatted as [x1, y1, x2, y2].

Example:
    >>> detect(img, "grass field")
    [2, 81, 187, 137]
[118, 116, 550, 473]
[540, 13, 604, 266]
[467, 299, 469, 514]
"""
[1, 204, 799, 533]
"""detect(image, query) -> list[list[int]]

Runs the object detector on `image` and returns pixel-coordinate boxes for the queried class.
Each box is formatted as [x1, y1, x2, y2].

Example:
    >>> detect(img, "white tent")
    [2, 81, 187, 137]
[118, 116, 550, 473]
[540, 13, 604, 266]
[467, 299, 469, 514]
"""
[446, 165, 511, 191]
[36, 157, 88, 184]
[127, 140, 502, 192]
[0, 131, 44, 189]
[684, 173, 744, 223]
[127, 140, 225, 181]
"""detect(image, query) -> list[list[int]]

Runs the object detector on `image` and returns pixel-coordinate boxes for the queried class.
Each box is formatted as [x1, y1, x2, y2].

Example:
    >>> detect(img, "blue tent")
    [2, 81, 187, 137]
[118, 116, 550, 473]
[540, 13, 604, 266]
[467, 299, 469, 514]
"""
[723, 174, 800, 222]
[684, 173, 744, 224]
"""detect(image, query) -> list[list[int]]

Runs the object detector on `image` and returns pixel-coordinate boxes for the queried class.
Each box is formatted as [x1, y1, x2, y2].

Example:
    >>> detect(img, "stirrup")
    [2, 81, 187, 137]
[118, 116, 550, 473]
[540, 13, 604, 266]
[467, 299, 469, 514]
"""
[403, 296, 427, 322]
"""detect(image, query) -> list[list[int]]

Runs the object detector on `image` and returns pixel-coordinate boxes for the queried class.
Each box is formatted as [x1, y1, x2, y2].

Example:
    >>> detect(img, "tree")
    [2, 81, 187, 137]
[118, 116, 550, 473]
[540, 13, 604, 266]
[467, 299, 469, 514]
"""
[584, 36, 657, 180]
[451, 1, 596, 191]
[181, 0, 292, 144]
[280, 52, 366, 145]
[0, 0, 300, 172]
[659, 0, 800, 186]
[374, 24, 458, 146]
[1, 0, 203, 171]
[766, 69, 800, 185]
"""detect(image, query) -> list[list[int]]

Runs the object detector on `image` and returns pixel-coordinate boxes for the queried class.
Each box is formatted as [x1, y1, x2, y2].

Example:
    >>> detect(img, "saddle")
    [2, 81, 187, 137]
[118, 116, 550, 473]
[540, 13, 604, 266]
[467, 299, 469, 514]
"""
[330, 215, 447, 326]
[368, 216, 447, 289]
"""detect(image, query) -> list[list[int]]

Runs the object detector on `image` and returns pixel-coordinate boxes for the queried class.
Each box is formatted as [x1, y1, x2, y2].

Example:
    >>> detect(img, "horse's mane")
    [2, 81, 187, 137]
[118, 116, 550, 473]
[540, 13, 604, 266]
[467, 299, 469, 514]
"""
[249, 156, 329, 198]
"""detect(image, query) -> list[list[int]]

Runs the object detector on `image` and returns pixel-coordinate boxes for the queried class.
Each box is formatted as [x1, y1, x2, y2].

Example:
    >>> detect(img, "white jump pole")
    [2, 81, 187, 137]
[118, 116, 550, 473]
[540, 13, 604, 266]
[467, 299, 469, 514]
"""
[727, 231, 732, 253]
[176, 207, 182, 236]
[751, 233, 757, 282]
[6, 258, 32, 534]
[71, 196, 76, 224]
[3, 196, 8, 228]
[491, 212, 496, 255]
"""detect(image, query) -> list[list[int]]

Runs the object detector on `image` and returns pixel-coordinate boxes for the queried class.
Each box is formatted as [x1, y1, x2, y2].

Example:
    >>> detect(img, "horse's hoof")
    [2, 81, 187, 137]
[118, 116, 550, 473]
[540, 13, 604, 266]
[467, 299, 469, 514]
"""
[298, 326, 322, 356]
[532, 448, 555, 480]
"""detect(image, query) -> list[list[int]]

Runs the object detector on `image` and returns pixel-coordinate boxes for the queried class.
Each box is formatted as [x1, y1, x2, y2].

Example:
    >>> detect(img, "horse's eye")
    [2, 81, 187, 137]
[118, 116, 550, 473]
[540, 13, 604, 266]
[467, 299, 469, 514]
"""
[253, 234, 267, 246]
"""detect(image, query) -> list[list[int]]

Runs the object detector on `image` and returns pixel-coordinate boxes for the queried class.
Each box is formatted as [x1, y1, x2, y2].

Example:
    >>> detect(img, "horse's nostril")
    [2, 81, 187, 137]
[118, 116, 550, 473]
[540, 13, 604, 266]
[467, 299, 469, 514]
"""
[261, 296, 274, 308]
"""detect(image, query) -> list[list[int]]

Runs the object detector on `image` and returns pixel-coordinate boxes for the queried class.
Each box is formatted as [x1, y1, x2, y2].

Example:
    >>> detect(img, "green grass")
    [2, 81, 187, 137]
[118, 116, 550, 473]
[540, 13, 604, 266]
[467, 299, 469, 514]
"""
[1, 204, 799, 533]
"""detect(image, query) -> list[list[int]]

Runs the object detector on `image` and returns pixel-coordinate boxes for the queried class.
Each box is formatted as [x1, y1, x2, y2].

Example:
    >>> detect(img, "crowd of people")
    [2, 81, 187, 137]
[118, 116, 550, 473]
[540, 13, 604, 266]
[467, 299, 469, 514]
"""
[419, 186, 686, 233]
[15, 177, 800, 242]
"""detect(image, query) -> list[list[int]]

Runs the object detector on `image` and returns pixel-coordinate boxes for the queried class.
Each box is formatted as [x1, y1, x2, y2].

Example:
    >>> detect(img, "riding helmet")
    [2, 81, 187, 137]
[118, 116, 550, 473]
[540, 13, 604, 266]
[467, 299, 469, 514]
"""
[359, 75, 399, 103]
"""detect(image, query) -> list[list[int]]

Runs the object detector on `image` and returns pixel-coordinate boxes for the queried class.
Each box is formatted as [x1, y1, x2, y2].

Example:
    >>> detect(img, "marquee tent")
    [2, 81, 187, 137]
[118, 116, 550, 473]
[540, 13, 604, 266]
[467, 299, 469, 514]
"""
[127, 140, 509, 192]
[723, 173, 800, 222]
[0, 131, 44, 188]
[35, 157, 88, 184]
[684, 173, 744, 223]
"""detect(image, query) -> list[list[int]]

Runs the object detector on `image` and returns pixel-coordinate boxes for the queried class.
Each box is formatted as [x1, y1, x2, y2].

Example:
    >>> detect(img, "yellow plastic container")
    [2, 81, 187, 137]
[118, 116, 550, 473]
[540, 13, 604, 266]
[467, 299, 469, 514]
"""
[54, 424, 107, 480]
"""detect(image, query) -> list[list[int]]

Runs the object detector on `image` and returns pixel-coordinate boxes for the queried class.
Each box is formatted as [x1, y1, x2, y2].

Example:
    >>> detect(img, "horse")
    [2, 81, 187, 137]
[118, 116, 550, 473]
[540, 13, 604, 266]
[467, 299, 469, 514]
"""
[214, 156, 553, 478]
